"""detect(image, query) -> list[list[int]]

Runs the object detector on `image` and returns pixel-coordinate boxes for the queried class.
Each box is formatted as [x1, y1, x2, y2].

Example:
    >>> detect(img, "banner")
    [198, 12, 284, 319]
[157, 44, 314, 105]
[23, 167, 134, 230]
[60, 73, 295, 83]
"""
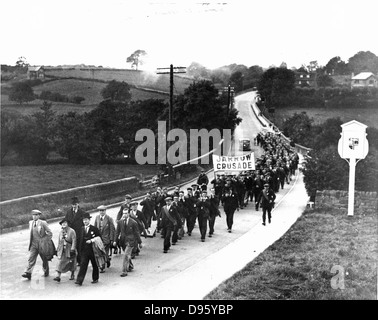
[213, 153, 255, 172]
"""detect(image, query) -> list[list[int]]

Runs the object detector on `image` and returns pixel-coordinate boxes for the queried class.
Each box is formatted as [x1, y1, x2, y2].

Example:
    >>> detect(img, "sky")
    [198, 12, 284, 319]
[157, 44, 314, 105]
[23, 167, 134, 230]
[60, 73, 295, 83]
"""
[1, 0, 378, 71]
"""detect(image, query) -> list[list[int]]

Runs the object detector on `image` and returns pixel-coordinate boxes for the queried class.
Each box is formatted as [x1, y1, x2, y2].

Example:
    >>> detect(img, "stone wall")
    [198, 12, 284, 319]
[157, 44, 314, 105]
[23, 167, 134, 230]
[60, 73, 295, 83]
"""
[0, 177, 139, 221]
[315, 190, 378, 214]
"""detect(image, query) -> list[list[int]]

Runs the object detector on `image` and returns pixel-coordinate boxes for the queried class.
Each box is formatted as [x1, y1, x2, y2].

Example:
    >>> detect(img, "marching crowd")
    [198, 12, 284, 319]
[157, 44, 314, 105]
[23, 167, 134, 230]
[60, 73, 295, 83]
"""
[21, 130, 300, 286]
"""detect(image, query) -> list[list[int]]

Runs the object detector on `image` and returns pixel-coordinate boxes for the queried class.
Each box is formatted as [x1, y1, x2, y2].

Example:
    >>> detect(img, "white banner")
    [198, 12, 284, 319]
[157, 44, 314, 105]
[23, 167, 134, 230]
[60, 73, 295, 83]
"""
[213, 153, 255, 172]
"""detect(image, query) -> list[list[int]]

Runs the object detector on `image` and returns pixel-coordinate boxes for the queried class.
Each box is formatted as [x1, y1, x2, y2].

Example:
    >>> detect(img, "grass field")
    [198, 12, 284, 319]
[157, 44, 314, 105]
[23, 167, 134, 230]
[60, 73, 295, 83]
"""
[271, 107, 378, 129]
[1, 79, 169, 115]
[45, 68, 194, 94]
[0, 164, 161, 201]
[205, 208, 377, 300]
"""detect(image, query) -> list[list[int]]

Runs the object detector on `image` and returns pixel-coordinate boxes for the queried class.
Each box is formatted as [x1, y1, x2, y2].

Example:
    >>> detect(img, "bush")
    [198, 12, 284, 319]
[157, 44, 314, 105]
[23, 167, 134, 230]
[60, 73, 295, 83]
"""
[69, 96, 85, 104]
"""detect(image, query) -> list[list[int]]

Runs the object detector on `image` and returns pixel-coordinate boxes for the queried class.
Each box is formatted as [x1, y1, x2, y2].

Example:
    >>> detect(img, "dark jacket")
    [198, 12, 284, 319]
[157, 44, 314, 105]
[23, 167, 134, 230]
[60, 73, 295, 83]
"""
[65, 207, 85, 237]
[115, 218, 142, 250]
[221, 193, 239, 212]
[79, 224, 101, 255]
[257, 188, 276, 208]
[161, 205, 181, 229]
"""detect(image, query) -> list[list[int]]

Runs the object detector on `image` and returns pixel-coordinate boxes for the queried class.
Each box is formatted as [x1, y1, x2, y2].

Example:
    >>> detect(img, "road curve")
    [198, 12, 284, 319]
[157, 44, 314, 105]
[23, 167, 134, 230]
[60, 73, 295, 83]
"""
[0, 91, 307, 300]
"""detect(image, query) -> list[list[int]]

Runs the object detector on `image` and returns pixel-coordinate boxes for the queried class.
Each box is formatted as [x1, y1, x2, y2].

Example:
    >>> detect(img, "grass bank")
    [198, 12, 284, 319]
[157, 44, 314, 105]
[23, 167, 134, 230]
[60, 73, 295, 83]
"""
[205, 208, 377, 300]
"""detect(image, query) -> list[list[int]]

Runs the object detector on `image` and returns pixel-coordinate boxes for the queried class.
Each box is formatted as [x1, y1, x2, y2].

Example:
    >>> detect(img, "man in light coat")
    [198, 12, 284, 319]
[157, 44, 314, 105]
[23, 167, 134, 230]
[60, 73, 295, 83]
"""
[94, 205, 115, 272]
[114, 209, 142, 277]
[22, 209, 53, 280]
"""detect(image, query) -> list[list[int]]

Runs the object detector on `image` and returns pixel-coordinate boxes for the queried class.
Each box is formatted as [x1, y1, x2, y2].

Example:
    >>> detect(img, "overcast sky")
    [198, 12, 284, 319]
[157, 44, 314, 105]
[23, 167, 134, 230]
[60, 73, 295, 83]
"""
[1, 0, 377, 70]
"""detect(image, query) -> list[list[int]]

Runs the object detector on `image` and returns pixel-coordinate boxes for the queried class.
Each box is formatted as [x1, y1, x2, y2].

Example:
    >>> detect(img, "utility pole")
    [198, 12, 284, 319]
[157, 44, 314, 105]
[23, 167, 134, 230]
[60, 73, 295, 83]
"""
[223, 85, 234, 115]
[156, 64, 186, 132]
[156, 64, 186, 180]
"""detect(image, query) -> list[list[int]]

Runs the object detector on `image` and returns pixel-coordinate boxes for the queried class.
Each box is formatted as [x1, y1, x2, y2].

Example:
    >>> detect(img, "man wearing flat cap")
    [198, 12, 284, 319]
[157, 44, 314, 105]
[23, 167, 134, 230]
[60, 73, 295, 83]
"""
[65, 196, 85, 264]
[256, 183, 276, 226]
[22, 209, 53, 280]
[94, 205, 115, 272]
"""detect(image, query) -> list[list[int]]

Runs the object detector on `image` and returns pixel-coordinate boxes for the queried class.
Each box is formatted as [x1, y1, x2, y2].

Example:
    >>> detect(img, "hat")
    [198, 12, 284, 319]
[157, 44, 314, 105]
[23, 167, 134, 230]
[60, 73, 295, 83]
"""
[264, 183, 270, 187]
[97, 205, 106, 211]
[71, 197, 79, 204]
[191, 184, 198, 188]
[165, 196, 172, 201]
[187, 187, 193, 191]
[82, 212, 92, 219]
[31, 209, 42, 215]
[59, 218, 68, 225]
[125, 194, 132, 199]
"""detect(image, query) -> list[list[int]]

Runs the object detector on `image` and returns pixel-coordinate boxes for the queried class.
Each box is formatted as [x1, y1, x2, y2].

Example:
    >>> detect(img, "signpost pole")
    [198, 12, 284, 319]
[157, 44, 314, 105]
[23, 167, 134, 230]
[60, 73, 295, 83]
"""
[347, 157, 356, 216]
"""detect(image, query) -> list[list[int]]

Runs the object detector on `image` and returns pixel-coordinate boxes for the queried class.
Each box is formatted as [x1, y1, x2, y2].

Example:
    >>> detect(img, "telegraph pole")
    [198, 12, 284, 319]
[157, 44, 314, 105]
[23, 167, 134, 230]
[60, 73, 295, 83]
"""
[156, 64, 186, 179]
[223, 85, 234, 115]
[157, 64, 186, 132]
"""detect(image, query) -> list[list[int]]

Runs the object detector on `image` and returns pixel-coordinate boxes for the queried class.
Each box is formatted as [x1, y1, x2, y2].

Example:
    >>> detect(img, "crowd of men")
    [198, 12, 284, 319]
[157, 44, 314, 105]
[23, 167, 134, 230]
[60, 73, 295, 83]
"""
[21, 130, 300, 285]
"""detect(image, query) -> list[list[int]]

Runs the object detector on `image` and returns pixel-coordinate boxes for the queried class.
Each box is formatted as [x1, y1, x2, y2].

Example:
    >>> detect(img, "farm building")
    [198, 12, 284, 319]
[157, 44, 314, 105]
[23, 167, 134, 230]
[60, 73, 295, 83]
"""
[294, 71, 316, 87]
[27, 66, 45, 80]
[351, 72, 377, 89]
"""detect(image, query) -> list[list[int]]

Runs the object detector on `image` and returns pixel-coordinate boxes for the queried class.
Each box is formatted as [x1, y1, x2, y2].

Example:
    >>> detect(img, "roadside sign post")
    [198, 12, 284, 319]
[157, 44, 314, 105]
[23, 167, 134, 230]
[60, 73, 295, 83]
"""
[337, 120, 369, 216]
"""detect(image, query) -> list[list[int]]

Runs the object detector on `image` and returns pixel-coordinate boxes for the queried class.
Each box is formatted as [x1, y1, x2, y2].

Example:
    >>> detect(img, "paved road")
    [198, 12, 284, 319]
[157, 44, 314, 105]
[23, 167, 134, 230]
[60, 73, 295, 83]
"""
[0, 91, 307, 300]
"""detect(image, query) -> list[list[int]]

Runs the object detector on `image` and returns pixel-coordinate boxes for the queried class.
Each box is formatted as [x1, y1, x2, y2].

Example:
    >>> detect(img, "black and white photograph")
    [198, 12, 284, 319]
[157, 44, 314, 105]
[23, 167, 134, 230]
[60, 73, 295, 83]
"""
[1, 0, 377, 305]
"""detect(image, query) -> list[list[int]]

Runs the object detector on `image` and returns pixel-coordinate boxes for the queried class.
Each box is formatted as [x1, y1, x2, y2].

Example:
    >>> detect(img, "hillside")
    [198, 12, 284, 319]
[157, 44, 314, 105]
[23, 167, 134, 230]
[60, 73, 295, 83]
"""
[44, 67, 194, 94]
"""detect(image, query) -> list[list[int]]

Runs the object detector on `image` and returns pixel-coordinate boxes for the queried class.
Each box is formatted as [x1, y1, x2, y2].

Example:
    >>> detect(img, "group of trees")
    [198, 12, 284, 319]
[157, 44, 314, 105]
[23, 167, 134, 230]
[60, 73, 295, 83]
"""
[1, 80, 241, 165]
[278, 112, 378, 196]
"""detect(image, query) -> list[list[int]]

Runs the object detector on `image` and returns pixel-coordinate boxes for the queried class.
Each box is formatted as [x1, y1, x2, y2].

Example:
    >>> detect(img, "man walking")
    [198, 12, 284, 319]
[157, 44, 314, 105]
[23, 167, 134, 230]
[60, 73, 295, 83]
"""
[94, 205, 115, 272]
[221, 188, 239, 233]
[208, 187, 221, 237]
[197, 190, 211, 242]
[160, 197, 180, 253]
[65, 196, 85, 264]
[114, 209, 142, 277]
[75, 212, 102, 286]
[22, 209, 53, 280]
[257, 183, 276, 226]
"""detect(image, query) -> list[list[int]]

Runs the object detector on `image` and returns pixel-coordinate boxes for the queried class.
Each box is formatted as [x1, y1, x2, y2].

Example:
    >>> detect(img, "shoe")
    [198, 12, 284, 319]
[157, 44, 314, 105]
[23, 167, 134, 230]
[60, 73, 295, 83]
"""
[91, 280, 98, 284]
[107, 260, 111, 268]
[228, 229, 232, 233]
[120, 273, 128, 277]
[70, 274, 75, 280]
[53, 277, 61, 282]
[44, 270, 49, 277]
[208, 234, 212, 237]
[128, 267, 133, 272]
[262, 222, 266, 226]
[100, 269, 105, 273]
[163, 250, 168, 253]
[201, 239, 205, 242]
[22, 272, 31, 280]
[188, 232, 191, 236]
[269, 219, 271, 224]
[75, 281, 82, 286]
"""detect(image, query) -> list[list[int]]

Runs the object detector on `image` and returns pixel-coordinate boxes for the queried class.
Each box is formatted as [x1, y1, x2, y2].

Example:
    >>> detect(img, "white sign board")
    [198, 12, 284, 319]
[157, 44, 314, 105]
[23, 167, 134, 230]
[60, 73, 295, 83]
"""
[338, 120, 369, 159]
[213, 153, 255, 172]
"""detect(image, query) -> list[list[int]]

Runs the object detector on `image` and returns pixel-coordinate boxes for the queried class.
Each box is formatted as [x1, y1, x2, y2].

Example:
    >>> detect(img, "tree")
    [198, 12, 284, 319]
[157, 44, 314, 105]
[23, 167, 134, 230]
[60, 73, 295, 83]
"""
[229, 71, 244, 92]
[325, 56, 349, 75]
[15, 56, 29, 69]
[257, 67, 295, 108]
[8, 81, 35, 104]
[126, 50, 147, 70]
[348, 51, 378, 74]
[101, 80, 131, 102]
[243, 65, 264, 89]
[55, 112, 102, 163]
[282, 112, 314, 146]
[316, 74, 334, 87]
[187, 62, 210, 80]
